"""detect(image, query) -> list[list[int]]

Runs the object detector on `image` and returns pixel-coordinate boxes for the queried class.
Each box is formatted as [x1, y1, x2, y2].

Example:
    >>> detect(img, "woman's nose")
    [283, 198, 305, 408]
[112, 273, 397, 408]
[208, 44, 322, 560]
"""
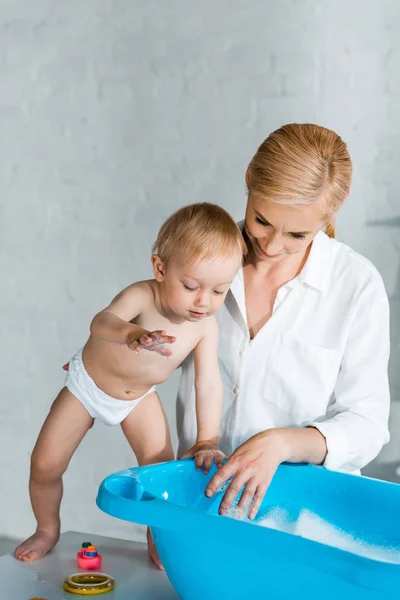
[264, 233, 283, 255]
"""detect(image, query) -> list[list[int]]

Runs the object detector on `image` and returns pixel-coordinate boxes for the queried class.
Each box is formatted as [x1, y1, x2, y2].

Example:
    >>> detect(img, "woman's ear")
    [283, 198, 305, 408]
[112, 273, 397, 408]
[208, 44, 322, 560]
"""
[152, 255, 166, 282]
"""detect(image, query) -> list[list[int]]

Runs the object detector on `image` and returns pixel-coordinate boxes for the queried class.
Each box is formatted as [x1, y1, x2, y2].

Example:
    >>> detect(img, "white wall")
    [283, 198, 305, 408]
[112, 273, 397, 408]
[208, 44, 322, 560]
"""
[1, 0, 399, 541]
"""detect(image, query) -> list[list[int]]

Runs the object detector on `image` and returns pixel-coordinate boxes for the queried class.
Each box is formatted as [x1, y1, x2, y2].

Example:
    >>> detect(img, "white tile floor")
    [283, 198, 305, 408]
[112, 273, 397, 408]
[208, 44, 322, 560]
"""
[1, 531, 179, 599]
[0, 536, 20, 556]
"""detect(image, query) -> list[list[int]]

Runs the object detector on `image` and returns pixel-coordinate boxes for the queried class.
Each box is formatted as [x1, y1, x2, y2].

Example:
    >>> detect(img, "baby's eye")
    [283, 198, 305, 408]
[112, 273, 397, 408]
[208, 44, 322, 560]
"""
[183, 284, 196, 291]
[213, 290, 225, 295]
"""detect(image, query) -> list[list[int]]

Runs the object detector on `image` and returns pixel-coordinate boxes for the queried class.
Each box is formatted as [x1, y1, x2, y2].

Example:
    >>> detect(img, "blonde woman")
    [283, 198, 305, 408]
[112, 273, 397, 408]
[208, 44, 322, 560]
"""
[178, 123, 390, 522]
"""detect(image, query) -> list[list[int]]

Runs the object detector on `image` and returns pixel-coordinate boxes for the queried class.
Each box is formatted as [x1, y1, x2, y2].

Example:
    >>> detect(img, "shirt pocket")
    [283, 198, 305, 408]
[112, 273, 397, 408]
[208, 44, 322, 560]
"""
[263, 332, 342, 422]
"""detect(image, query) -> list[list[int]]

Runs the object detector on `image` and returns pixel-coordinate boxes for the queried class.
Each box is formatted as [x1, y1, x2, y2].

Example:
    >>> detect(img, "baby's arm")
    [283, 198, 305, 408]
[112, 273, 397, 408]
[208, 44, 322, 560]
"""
[90, 283, 175, 356]
[181, 317, 226, 472]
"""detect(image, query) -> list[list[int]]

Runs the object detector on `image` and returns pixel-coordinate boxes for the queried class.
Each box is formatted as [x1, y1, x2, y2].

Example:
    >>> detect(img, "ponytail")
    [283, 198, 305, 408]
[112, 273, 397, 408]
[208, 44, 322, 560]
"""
[325, 218, 335, 238]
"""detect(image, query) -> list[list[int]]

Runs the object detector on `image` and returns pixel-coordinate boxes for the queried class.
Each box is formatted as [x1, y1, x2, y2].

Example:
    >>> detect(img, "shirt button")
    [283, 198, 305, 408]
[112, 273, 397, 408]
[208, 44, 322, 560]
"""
[239, 351, 244, 357]
[233, 385, 239, 394]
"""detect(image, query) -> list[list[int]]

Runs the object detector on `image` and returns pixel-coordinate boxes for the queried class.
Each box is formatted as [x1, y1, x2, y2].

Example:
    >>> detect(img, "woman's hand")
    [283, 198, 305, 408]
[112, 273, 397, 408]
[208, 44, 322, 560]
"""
[205, 430, 290, 519]
[180, 441, 227, 474]
[205, 427, 327, 520]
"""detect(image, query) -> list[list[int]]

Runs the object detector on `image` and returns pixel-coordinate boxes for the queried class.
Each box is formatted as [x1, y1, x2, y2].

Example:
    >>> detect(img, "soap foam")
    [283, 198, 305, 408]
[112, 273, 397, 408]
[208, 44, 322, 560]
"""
[256, 507, 400, 564]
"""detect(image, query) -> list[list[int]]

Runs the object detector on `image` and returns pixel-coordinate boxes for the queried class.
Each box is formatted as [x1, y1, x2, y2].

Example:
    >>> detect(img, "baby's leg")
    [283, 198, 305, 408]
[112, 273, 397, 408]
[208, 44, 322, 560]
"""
[121, 391, 174, 570]
[15, 387, 94, 562]
[121, 390, 174, 466]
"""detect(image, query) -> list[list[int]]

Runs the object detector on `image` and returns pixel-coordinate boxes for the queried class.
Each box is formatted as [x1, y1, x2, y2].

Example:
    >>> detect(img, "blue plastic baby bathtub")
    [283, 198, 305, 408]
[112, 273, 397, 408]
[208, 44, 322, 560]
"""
[97, 460, 400, 599]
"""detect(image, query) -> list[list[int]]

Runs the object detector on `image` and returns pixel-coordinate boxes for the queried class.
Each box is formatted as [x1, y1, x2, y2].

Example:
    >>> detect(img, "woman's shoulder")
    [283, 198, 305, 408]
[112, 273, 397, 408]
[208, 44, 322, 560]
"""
[326, 234, 388, 302]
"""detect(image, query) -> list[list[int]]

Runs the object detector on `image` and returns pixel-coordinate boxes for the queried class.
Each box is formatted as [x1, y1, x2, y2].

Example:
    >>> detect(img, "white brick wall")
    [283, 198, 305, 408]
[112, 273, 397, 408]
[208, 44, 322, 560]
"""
[0, 0, 399, 541]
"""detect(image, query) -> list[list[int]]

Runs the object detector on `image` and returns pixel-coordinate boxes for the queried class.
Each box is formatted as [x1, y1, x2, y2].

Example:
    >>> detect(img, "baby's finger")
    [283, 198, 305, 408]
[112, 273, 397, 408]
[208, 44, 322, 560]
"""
[151, 331, 176, 344]
[129, 340, 142, 352]
[149, 330, 166, 341]
[155, 345, 173, 357]
[154, 335, 176, 345]
[195, 453, 204, 471]
[202, 454, 214, 474]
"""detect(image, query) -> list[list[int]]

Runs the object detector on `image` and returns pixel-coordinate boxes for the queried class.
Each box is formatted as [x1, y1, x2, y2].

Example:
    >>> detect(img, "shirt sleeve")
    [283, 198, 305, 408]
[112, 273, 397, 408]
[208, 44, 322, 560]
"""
[307, 277, 391, 472]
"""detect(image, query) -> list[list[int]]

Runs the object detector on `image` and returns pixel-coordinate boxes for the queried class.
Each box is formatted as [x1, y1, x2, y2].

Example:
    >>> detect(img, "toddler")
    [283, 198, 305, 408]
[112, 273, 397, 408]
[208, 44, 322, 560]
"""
[15, 202, 245, 562]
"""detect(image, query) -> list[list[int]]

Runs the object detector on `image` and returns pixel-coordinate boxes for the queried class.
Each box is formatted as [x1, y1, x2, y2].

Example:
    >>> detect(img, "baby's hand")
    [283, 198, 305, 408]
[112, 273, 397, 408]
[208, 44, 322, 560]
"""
[127, 329, 176, 357]
[181, 441, 228, 474]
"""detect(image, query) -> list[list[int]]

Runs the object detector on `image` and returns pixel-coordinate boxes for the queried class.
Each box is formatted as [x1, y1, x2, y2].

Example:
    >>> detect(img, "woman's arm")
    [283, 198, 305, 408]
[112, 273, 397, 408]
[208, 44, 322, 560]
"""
[206, 276, 390, 518]
[306, 290, 390, 472]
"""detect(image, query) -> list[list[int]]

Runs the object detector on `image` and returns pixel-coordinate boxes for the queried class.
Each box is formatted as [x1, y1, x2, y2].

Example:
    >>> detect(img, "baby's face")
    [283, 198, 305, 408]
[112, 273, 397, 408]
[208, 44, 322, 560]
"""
[158, 254, 242, 322]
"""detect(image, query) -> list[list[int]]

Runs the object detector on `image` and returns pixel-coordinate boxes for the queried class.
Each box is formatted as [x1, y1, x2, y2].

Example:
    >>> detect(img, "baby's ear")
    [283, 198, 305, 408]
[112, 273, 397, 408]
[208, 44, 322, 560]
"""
[152, 254, 166, 282]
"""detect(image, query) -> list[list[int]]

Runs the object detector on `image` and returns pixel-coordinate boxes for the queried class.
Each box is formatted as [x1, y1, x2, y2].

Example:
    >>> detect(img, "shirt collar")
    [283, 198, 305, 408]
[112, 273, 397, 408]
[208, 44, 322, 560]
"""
[296, 230, 334, 292]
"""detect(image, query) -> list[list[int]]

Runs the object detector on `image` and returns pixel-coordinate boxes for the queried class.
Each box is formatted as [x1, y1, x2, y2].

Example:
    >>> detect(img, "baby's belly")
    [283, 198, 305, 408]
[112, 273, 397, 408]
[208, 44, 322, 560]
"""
[81, 342, 173, 401]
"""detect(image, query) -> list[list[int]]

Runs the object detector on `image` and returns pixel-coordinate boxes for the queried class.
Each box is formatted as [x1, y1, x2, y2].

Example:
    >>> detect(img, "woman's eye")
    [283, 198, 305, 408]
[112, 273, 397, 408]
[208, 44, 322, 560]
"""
[256, 217, 269, 226]
[291, 233, 306, 240]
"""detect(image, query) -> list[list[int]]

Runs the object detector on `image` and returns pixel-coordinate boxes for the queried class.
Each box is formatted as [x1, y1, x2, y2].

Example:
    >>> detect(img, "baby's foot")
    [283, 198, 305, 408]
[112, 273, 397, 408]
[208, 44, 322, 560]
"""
[14, 529, 60, 562]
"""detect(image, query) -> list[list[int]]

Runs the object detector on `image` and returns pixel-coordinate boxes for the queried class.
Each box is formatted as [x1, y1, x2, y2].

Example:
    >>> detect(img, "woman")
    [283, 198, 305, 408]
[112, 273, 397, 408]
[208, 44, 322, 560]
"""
[177, 123, 390, 521]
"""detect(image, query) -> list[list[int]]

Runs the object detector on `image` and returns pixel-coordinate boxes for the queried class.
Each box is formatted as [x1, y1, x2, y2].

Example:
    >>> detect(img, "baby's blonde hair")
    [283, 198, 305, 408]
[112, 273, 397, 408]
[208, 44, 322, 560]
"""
[247, 123, 352, 238]
[152, 202, 247, 265]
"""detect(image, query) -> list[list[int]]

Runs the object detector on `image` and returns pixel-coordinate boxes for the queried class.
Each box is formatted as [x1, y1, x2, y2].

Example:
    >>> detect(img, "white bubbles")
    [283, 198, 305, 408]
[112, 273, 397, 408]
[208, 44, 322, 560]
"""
[256, 507, 400, 564]
[226, 506, 246, 521]
[216, 478, 232, 496]
[195, 449, 227, 459]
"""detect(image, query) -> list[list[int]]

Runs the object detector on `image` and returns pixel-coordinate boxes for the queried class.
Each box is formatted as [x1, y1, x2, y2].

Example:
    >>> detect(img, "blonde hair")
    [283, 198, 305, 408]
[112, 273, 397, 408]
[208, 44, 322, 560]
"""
[152, 202, 247, 265]
[247, 123, 352, 238]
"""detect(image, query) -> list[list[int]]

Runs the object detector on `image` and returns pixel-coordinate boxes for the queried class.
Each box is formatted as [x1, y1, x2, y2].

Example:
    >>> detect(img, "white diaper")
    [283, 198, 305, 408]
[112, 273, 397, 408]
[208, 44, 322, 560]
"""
[65, 349, 155, 426]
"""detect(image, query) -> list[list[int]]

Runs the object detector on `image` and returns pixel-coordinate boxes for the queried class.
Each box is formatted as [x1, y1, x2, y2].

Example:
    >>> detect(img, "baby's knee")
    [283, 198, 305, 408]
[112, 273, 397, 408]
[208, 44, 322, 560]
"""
[30, 451, 65, 482]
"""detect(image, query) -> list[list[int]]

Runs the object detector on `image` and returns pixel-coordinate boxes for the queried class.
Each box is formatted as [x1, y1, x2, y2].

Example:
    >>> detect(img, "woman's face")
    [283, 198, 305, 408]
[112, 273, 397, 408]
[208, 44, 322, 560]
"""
[244, 193, 324, 264]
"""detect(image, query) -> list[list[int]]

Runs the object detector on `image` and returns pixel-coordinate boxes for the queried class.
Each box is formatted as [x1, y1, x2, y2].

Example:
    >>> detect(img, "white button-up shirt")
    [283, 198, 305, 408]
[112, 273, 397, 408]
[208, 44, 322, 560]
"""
[177, 231, 390, 474]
